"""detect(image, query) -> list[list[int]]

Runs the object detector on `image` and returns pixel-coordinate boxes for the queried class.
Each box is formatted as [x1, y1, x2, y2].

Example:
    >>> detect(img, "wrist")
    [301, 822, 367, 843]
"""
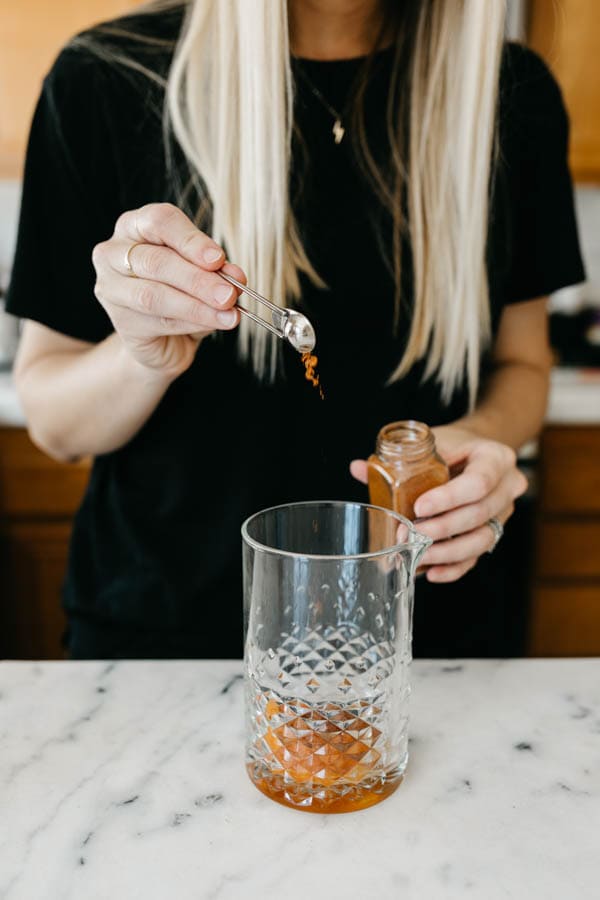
[452, 412, 498, 442]
[113, 335, 179, 391]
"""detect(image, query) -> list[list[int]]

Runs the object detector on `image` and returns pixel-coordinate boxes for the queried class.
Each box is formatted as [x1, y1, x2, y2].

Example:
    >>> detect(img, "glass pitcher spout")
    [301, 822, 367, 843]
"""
[365, 506, 432, 581]
[397, 516, 433, 577]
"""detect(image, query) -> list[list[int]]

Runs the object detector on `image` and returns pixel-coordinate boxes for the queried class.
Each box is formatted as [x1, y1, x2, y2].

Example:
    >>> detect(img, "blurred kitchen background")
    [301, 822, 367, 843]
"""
[1, 0, 599, 659]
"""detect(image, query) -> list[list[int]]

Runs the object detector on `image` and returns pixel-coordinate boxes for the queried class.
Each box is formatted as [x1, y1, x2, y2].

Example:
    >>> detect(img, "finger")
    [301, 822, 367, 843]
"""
[221, 261, 247, 284]
[108, 242, 240, 310]
[114, 203, 227, 270]
[426, 557, 478, 584]
[350, 459, 368, 485]
[100, 277, 240, 331]
[421, 522, 500, 567]
[414, 443, 517, 518]
[416, 477, 520, 542]
[108, 306, 220, 338]
[423, 502, 514, 581]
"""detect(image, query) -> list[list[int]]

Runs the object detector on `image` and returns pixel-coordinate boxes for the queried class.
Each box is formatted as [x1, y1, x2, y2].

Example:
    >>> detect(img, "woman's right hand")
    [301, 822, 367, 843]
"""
[92, 203, 244, 379]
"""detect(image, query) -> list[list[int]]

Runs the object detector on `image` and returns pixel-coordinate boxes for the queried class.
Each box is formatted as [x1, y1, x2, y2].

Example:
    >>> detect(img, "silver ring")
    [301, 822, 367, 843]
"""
[486, 517, 504, 553]
[124, 241, 143, 277]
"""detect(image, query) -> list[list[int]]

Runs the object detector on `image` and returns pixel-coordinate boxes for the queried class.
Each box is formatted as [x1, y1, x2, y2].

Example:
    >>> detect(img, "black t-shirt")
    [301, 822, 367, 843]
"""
[7, 11, 585, 658]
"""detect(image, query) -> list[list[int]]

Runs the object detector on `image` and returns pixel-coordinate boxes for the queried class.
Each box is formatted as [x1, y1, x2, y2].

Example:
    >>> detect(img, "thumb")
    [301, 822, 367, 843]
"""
[350, 459, 368, 485]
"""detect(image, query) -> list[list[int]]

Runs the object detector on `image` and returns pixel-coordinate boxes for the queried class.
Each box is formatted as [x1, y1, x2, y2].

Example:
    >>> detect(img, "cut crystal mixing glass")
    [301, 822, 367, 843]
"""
[242, 501, 431, 814]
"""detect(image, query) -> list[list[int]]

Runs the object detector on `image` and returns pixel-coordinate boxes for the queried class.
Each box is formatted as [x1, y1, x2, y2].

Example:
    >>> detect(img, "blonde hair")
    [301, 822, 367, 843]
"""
[77, 0, 506, 402]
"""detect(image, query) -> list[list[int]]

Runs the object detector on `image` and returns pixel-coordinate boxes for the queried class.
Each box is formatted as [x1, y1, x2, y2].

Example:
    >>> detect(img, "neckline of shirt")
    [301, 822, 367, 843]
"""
[291, 43, 396, 68]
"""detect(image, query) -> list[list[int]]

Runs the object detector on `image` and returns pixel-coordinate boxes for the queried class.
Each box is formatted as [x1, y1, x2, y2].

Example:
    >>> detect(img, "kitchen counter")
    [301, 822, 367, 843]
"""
[1, 367, 599, 428]
[546, 367, 600, 424]
[1, 659, 598, 900]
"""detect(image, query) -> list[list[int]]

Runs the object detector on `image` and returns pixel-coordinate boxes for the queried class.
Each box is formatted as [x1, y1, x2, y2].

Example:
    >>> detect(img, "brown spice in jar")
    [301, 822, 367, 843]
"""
[367, 421, 449, 520]
[368, 463, 450, 520]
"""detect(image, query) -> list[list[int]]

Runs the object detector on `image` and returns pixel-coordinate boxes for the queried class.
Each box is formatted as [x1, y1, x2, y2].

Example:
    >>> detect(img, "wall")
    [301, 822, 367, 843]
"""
[528, 0, 600, 183]
[578, 188, 600, 305]
[1, 0, 599, 306]
[0, 181, 20, 287]
[551, 187, 600, 312]
[0, 0, 140, 179]
[0, 0, 137, 281]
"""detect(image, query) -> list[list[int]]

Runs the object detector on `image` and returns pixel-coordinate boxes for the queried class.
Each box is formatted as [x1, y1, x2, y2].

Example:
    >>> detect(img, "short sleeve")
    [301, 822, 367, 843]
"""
[5, 47, 118, 342]
[498, 44, 586, 304]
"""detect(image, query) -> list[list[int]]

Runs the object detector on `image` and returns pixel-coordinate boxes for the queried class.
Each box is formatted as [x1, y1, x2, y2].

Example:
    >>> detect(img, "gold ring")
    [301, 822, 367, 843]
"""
[124, 241, 143, 277]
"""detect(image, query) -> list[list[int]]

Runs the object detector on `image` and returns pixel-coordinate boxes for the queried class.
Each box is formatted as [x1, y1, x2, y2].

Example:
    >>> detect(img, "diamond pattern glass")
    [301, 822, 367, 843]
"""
[242, 502, 430, 813]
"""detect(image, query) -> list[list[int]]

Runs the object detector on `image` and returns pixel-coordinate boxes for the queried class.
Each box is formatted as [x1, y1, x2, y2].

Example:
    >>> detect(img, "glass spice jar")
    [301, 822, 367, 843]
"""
[367, 420, 450, 520]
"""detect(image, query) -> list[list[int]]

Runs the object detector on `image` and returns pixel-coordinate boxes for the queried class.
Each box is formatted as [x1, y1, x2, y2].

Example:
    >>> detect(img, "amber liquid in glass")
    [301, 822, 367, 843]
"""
[367, 420, 449, 519]
[247, 694, 402, 813]
[247, 763, 402, 813]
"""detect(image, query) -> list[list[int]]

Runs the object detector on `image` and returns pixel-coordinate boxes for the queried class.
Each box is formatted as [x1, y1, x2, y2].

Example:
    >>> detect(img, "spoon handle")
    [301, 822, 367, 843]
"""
[218, 271, 286, 335]
[216, 270, 316, 353]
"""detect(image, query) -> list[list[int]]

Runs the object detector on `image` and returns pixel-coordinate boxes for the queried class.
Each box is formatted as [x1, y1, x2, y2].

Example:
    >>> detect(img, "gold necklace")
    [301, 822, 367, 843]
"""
[296, 67, 346, 145]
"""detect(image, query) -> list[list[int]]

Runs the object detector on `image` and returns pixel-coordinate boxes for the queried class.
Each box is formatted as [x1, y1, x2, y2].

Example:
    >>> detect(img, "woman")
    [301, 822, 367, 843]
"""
[7, 0, 584, 659]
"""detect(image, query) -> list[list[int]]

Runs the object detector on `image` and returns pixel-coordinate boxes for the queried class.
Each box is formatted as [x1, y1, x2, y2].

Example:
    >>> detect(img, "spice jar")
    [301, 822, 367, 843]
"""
[367, 420, 450, 520]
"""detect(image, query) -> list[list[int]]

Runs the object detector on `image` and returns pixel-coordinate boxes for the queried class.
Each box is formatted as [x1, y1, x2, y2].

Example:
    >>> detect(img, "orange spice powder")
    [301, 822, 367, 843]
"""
[301, 352, 325, 400]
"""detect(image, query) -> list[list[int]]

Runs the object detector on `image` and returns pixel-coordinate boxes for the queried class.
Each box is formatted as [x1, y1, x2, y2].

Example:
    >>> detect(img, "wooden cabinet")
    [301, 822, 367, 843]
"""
[529, 426, 600, 656]
[529, 585, 600, 657]
[528, 0, 600, 182]
[0, 0, 139, 178]
[0, 428, 89, 659]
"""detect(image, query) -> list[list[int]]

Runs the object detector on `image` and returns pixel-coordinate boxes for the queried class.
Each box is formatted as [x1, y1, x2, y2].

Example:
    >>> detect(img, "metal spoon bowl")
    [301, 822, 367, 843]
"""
[217, 271, 316, 354]
[283, 310, 316, 354]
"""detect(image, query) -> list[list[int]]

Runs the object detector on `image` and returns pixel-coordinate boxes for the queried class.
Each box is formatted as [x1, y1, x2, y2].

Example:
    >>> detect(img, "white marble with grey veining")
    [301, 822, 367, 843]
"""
[0, 659, 598, 900]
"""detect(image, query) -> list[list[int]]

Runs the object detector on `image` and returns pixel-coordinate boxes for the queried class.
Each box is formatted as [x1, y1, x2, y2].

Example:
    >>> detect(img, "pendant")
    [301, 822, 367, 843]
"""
[332, 118, 345, 144]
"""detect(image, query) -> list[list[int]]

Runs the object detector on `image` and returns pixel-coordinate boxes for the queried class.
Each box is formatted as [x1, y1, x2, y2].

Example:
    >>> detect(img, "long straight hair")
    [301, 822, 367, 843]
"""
[77, 0, 506, 402]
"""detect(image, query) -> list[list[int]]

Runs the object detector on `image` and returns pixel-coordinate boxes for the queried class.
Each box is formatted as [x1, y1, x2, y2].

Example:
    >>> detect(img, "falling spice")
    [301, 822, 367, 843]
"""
[301, 352, 325, 400]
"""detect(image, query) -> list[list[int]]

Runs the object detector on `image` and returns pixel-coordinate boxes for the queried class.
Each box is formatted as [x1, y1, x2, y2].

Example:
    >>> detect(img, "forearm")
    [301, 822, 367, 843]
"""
[457, 359, 551, 450]
[17, 333, 174, 461]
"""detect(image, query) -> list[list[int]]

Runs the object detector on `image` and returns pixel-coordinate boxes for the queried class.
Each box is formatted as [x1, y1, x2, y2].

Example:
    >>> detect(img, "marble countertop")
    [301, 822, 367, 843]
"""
[1, 658, 598, 899]
[1, 367, 599, 428]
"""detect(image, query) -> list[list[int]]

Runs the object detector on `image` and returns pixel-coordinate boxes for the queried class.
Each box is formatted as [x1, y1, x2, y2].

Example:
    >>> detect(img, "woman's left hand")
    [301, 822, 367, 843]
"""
[350, 424, 528, 583]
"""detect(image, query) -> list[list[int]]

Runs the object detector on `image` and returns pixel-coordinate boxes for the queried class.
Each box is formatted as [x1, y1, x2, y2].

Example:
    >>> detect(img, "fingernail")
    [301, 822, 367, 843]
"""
[214, 284, 233, 306]
[217, 310, 237, 327]
[415, 500, 431, 517]
[203, 247, 223, 264]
